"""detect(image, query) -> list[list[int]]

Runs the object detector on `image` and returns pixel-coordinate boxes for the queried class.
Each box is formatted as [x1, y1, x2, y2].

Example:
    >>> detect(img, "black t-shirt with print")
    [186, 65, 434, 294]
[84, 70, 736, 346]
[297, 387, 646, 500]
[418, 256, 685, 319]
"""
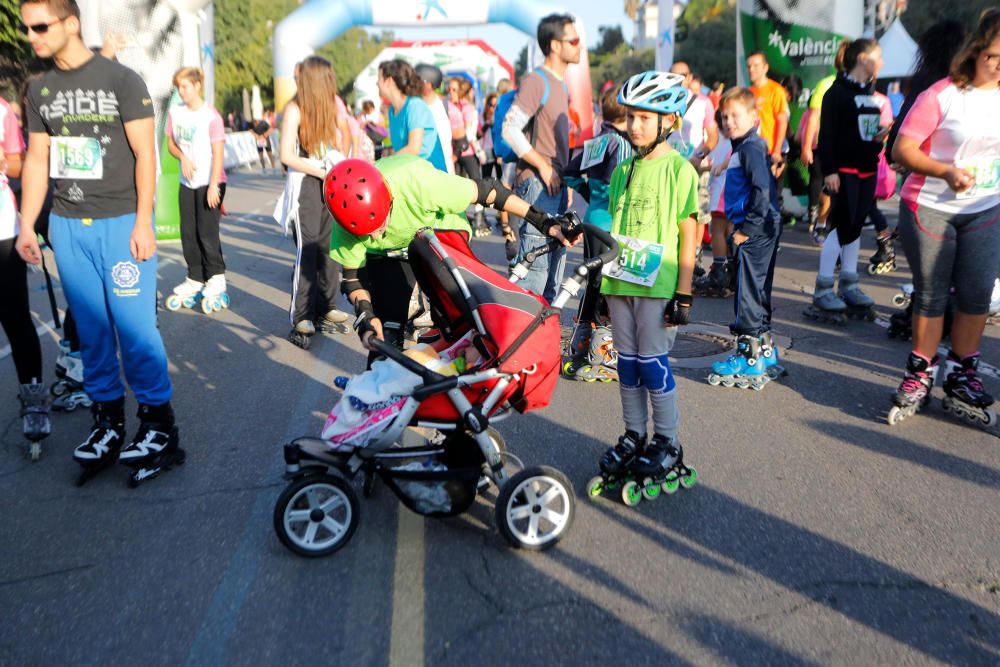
[26, 55, 154, 219]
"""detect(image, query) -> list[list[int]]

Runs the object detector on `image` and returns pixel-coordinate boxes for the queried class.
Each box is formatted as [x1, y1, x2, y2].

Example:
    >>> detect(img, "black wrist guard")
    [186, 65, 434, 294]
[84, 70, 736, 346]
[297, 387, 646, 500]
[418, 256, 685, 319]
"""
[524, 205, 552, 235]
[353, 299, 375, 334]
[674, 292, 693, 307]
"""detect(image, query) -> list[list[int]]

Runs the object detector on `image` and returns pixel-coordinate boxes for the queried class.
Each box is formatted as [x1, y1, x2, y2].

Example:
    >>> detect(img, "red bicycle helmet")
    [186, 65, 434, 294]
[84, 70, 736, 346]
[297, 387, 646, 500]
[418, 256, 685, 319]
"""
[323, 159, 392, 236]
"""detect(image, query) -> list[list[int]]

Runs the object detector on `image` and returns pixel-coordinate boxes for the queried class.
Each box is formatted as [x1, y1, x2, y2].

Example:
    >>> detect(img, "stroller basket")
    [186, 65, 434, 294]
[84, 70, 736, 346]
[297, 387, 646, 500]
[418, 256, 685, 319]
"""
[377, 435, 484, 517]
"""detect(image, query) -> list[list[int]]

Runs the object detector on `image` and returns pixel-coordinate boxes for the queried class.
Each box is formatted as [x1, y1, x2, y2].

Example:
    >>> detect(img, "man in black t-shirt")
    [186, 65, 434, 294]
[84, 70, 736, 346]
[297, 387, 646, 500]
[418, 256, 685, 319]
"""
[16, 0, 182, 485]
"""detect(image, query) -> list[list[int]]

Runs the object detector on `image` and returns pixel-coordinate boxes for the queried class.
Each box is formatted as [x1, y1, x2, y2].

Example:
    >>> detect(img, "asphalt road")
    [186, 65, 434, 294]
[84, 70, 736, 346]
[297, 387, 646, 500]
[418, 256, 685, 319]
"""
[1, 170, 998, 666]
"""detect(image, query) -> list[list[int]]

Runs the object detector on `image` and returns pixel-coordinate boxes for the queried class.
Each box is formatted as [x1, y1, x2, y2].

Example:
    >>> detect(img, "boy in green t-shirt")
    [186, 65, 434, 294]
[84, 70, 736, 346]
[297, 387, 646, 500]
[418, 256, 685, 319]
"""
[591, 72, 700, 500]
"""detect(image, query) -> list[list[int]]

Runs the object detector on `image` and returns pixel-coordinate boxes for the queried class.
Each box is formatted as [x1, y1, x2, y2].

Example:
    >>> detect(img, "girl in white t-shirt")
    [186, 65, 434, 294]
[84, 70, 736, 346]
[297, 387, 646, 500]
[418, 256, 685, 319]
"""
[889, 9, 1000, 426]
[166, 67, 229, 313]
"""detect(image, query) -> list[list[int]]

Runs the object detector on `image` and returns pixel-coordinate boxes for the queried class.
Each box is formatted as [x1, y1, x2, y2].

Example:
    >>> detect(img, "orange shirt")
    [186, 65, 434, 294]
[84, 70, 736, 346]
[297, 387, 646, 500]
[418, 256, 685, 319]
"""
[752, 78, 789, 155]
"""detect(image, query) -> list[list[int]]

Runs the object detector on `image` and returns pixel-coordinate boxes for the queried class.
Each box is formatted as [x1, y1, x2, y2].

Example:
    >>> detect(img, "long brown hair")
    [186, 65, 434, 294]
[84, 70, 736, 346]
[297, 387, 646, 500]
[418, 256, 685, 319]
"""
[950, 8, 1000, 88]
[293, 56, 340, 156]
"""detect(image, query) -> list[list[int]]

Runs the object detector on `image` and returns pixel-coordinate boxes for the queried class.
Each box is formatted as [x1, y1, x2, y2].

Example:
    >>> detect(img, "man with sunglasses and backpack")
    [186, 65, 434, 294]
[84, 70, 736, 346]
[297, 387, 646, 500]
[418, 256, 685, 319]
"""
[501, 13, 581, 303]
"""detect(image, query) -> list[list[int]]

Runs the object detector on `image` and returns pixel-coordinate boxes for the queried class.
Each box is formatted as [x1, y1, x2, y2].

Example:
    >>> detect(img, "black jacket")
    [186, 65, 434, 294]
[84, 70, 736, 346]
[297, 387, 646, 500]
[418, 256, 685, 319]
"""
[818, 73, 886, 177]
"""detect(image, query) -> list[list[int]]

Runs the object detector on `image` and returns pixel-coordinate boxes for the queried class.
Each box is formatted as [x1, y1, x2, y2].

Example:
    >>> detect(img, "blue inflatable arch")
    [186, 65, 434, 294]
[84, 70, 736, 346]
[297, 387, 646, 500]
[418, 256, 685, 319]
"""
[273, 0, 594, 140]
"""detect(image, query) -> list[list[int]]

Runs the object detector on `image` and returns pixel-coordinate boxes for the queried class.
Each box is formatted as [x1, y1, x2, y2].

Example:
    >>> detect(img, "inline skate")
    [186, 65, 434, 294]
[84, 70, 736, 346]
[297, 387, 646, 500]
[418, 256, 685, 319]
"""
[51, 347, 92, 412]
[891, 283, 913, 308]
[693, 261, 734, 298]
[288, 319, 315, 349]
[887, 353, 937, 425]
[887, 308, 913, 341]
[624, 435, 697, 505]
[563, 324, 618, 382]
[868, 233, 897, 275]
[165, 277, 203, 312]
[119, 403, 185, 487]
[758, 330, 788, 380]
[200, 274, 230, 314]
[803, 276, 847, 325]
[838, 272, 877, 321]
[75, 398, 126, 486]
[586, 430, 645, 503]
[19, 379, 50, 462]
[941, 352, 997, 429]
[317, 309, 351, 335]
[471, 208, 491, 238]
[707, 334, 771, 390]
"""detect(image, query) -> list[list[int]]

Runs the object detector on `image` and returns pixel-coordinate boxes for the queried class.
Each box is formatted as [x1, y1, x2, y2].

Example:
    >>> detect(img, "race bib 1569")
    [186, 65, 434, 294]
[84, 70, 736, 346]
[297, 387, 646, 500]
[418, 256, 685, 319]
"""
[602, 234, 664, 287]
[50, 136, 103, 180]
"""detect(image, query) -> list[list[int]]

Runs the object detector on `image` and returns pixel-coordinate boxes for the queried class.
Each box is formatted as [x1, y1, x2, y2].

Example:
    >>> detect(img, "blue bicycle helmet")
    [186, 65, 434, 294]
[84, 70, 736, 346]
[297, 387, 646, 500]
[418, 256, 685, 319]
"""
[617, 71, 691, 159]
[618, 71, 691, 115]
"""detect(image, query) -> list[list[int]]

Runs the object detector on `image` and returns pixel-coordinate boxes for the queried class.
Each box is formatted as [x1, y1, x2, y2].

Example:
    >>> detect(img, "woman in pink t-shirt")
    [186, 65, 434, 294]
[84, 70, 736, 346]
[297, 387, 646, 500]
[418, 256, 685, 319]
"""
[166, 66, 230, 312]
[888, 9, 1000, 426]
[447, 77, 488, 234]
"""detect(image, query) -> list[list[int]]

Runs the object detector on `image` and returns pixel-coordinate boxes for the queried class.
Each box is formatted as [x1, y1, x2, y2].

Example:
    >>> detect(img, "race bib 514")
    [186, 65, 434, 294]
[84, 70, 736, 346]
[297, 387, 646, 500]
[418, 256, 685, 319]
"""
[602, 235, 664, 287]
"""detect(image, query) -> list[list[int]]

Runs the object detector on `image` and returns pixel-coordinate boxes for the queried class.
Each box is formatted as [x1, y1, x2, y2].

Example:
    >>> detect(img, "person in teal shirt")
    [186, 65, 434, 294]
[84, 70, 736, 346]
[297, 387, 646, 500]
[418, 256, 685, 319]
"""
[324, 154, 576, 364]
[379, 60, 448, 172]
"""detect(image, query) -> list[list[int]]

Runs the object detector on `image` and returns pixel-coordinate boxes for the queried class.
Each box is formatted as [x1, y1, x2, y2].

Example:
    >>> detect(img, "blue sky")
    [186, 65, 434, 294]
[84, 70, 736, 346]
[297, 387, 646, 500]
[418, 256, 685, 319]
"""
[365, 1, 637, 67]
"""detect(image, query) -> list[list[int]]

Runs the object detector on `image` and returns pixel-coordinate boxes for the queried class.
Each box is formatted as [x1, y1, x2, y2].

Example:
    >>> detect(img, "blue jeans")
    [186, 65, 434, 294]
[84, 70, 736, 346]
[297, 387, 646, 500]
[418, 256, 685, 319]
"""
[514, 174, 567, 303]
[50, 213, 172, 404]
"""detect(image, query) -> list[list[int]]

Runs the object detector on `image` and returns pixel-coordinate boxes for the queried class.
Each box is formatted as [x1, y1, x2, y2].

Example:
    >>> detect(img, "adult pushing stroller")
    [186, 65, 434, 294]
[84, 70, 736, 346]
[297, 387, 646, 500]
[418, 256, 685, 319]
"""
[274, 217, 619, 556]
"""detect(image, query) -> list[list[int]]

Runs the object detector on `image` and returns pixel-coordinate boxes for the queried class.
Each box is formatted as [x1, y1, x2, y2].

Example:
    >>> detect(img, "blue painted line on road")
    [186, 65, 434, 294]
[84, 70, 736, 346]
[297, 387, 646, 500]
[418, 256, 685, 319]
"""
[183, 350, 333, 667]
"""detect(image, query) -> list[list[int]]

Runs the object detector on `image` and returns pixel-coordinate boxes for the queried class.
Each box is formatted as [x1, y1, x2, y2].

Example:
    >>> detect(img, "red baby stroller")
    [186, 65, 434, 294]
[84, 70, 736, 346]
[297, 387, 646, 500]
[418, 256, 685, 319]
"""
[273, 217, 619, 555]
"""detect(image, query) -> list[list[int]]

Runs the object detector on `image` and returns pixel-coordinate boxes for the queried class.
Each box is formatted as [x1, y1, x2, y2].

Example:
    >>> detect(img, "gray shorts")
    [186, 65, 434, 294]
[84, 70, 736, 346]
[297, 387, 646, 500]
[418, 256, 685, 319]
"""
[897, 201, 1000, 317]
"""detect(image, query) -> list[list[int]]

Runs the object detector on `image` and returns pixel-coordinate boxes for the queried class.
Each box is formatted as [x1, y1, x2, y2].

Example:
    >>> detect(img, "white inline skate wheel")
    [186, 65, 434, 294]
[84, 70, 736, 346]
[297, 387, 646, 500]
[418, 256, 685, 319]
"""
[586, 476, 605, 501]
[640, 477, 661, 501]
[495, 465, 575, 550]
[165, 295, 183, 311]
[887, 406, 906, 426]
[273, 474, 359, 557]
[621, 480, 642, 506]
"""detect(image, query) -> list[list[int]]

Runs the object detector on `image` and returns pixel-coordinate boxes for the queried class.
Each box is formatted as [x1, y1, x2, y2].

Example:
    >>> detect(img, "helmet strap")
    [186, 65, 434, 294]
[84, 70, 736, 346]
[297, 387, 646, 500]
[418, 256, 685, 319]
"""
[635, 114, 674, 159]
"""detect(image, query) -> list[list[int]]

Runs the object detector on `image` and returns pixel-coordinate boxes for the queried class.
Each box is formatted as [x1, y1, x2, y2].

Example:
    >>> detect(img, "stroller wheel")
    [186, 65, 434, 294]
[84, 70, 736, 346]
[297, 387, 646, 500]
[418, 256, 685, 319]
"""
[495, 465, 575, 551]
[273, 474, 359, 557]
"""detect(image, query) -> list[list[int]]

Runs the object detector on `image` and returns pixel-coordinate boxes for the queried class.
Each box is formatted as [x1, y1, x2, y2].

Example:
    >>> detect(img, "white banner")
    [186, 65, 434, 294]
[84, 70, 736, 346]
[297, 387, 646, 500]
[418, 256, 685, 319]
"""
[655, 0, 675, 71]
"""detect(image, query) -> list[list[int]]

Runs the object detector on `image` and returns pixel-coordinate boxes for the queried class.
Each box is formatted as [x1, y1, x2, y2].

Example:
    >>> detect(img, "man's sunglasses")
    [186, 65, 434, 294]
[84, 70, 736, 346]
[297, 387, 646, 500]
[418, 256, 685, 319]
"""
[18, 17, 65, 36]
[561, 37, 581, 46]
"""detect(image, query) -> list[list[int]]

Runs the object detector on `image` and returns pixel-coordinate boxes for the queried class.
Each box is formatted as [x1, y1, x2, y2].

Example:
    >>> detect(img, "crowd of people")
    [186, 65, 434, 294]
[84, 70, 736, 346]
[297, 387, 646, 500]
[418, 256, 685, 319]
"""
[2, 0, 999, 491]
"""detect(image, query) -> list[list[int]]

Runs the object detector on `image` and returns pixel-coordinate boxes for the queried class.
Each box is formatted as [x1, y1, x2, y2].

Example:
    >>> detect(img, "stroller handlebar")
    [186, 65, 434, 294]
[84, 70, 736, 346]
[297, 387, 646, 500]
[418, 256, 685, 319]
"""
[582, 224, 618, 272]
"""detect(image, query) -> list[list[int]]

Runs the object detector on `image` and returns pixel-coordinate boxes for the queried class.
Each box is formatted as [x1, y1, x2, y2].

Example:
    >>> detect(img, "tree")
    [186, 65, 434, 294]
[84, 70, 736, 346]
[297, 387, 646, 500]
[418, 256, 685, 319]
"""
[317, 27, 394, 103]
[596, 25, 625, 56]
[515, 44, 528, 80]
[899, 1, 995, 41]
[623, 0, 641, 21]
[214, 0, 394, 113]
[0, 0, 35, 97]
[675, 4, 737, 87]
[589, 48, 655, 97]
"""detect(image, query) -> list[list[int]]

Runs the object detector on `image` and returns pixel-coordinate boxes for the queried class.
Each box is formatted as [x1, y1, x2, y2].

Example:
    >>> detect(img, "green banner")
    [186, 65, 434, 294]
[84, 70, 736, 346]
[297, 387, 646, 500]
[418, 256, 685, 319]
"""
[739, 12, 850, 115]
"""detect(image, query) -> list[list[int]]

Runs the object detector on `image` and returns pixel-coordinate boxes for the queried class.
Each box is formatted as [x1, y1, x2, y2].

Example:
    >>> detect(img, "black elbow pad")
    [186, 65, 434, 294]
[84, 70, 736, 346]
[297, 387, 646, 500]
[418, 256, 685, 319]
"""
[475, 178, 514, 211]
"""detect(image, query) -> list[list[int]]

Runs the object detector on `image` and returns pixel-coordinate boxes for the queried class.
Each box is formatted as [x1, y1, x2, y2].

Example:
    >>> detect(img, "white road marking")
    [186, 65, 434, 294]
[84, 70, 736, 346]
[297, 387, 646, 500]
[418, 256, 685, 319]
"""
[388, 509, 425, 667]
